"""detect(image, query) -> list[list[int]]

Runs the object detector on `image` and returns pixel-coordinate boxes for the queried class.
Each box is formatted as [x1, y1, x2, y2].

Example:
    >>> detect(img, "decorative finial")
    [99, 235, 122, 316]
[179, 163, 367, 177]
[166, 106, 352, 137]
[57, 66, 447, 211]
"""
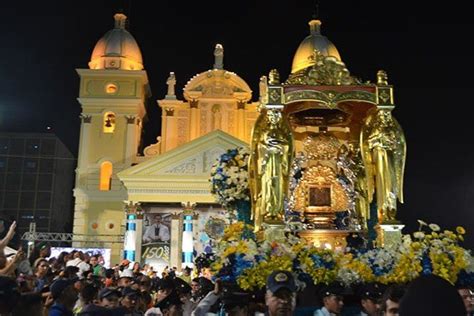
[309, 20, 322, 35]
[268, 69, 280, 85]
[259, 75, 268, 103]
[114, 13, 127, 29]
[166, 72, 177, 99]
[377, 70, 388, 85]
[213, 44, 224, 69]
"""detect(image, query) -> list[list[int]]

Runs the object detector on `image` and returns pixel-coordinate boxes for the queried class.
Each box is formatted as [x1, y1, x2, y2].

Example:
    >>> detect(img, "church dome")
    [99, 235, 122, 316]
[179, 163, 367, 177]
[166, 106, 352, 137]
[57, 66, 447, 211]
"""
[291, 20, 341, 73]
[89, 13, 144, 70]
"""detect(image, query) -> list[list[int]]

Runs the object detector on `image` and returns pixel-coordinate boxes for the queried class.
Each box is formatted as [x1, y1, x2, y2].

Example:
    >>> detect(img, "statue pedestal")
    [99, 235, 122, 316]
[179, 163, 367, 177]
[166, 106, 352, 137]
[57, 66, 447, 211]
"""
[377, 223, 404, 249]
[261, 224, 286, 243]
[298, 229, 352, 252]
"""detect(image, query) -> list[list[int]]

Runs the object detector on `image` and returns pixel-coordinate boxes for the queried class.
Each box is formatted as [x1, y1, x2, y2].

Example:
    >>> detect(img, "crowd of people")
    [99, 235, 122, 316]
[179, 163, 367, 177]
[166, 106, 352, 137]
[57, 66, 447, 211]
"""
[1, 221, 473, 316]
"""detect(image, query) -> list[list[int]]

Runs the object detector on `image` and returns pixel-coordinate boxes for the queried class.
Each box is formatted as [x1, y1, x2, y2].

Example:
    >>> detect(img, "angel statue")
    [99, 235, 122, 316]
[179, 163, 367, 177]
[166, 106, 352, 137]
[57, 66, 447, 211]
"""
[252, 109, 293, 230]
[360, 109, 406, 223]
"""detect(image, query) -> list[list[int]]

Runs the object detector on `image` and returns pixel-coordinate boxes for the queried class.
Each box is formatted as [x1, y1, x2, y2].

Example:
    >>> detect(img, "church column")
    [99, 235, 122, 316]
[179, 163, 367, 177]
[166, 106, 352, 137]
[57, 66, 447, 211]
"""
[124, 116, 136, 166]
[123, 202, 144, 261]
[164, 108, 177, 152]
[189, 100, 200, 140]
[181, 202, 196, 269]
[169, 212, 182, 270]
[77, 115, 92, 173]
[236, 101, 246, 140]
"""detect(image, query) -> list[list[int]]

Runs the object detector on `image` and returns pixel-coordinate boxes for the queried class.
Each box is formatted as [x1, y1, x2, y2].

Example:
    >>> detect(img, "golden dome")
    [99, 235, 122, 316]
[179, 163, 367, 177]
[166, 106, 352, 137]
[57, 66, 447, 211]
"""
[291, 20, 341, 74]
[89, 13, 144, 70]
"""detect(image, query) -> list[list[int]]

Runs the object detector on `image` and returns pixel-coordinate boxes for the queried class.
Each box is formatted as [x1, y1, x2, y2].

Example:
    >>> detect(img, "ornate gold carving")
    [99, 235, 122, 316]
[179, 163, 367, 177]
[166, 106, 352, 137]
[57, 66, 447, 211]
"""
[293, 164, 349, 227]
[269, 69, 280, 84]
[303, 134, 340, 160]
[165, 107, 175, 116]
[285, 50, 361, 86]
[285, 90, 376, 106]
[190, 99, 199, 109]
[377, 70, 388, 85]
[376, 87, 394, 106]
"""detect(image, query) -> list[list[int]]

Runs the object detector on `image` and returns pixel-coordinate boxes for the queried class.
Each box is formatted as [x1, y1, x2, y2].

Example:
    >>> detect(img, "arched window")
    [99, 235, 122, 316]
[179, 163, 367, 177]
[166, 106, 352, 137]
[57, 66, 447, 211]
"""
[99, 161, 113, 191]
[103, 112, 116, 133]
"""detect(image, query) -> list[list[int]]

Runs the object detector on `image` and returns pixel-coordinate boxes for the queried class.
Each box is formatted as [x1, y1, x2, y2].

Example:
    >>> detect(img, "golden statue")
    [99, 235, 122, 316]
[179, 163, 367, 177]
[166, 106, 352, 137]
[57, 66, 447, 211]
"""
[248, 104, 268, 231]
[254, 109, 294, 228]
[360, 109, 406, 223]
[348, 144, 370, 230]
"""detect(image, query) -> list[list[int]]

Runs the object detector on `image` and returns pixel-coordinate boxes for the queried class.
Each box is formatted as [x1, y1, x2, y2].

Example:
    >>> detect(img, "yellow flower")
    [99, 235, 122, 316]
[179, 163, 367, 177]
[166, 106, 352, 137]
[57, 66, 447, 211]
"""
[456, 226, 466, 235]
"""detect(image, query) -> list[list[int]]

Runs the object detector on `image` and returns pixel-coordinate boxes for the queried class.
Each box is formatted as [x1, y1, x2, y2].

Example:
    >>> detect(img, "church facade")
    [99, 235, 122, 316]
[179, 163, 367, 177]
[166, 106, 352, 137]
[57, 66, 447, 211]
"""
[73, 13, 259, 266]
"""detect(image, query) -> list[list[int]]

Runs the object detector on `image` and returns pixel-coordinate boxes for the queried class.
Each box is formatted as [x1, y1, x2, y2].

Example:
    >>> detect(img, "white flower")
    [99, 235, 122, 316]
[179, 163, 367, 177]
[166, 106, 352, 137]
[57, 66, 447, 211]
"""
[414, 231, 425, 239]
[429, 223, 440, 232]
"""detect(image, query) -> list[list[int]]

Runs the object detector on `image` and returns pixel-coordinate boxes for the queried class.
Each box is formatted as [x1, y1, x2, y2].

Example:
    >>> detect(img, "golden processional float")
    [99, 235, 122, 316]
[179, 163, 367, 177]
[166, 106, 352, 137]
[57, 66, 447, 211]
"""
[248, 20, 406, 249]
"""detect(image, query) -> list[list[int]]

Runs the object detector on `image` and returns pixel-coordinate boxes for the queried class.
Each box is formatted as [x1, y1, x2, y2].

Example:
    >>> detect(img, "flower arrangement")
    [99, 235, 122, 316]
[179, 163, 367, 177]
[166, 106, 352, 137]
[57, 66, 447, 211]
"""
[210, 147, 251, 223]
[203, 220, 473, 292]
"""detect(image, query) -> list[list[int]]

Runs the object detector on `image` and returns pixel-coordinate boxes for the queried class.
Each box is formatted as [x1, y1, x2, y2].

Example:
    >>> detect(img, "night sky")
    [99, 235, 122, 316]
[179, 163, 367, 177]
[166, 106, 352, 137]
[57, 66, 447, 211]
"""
[1, 1, 473, 248]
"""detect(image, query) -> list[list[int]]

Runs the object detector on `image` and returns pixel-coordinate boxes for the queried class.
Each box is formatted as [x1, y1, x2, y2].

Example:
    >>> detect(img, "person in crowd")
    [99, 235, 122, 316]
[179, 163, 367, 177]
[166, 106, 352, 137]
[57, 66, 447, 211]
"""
[265, 270, 297, 316]
[89, 255, 105, 277]
[48, 278, 79, 316]
[356, 282, 385, 316]
[179, 266, 192, 284]
[29, 241, 51, 267]
[154, 289, 183, 316]
[379, 284, 405, 316]
[75, 283, 104, 315]
[104, 268, 115, 288]
[118, 268, 135, 288]
[314, 282, 345, 316]
[132, 262, 142, 276]
[0, 276, 21, 315]
[98, 287, 121, 309]
[456, 284, 474, 316]
[12, 292, 43, 316]
[143, 215, 170, 243]
[399, 274, 466, 315]
[119, 287, 142, 315]
[66, 251, 90, 278]
[33, 258, 50, 293]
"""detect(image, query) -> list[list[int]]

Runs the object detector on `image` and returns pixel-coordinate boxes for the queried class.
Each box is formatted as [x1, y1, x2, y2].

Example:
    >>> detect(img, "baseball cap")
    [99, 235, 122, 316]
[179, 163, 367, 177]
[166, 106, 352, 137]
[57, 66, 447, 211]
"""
[99, 288, 121, 300]
[155, 290, 182, 310]
[121, 287, 139, 299]
[118, 269, 134, 279]
[318, 282, 345, 298]
[50, 278, 75, 299]
[266, 270, 296, 293]
[357, 282, 385, 300]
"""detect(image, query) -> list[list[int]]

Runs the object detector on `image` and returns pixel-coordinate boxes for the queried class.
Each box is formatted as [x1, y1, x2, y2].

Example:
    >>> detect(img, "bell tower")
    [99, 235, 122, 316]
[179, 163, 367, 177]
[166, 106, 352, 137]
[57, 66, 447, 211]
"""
[73, 13, 150, 262]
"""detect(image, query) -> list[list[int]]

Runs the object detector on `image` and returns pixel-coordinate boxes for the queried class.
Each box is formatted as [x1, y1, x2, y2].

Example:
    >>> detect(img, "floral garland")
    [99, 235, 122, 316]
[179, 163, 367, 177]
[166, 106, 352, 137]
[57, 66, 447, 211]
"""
[210, 147, 251, 222]
[204, 220, 473, 291]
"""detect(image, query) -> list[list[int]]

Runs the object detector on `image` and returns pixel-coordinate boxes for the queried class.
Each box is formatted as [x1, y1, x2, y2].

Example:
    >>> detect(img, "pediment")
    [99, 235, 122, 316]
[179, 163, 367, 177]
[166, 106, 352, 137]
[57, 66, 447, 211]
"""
[118, 130, 248, 179]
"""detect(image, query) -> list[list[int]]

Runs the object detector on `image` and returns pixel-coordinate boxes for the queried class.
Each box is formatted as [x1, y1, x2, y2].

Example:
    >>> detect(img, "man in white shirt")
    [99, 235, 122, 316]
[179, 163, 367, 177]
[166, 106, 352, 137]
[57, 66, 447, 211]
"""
[143, 214, 170, 243]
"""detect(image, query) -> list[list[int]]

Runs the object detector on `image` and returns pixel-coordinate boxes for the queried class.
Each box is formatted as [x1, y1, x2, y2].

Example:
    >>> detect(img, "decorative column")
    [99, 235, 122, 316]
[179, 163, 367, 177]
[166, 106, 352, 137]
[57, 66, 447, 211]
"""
[236, 101, 246, 140]
[124, 116, 136, 166]
[169, 212, 182, 270]
[189, 100, 200, 141]
[164, 108, 177, 152]
[181, 202, 196, 269]
[77, 115, 92, 171]
[123, 201, 144, 261]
